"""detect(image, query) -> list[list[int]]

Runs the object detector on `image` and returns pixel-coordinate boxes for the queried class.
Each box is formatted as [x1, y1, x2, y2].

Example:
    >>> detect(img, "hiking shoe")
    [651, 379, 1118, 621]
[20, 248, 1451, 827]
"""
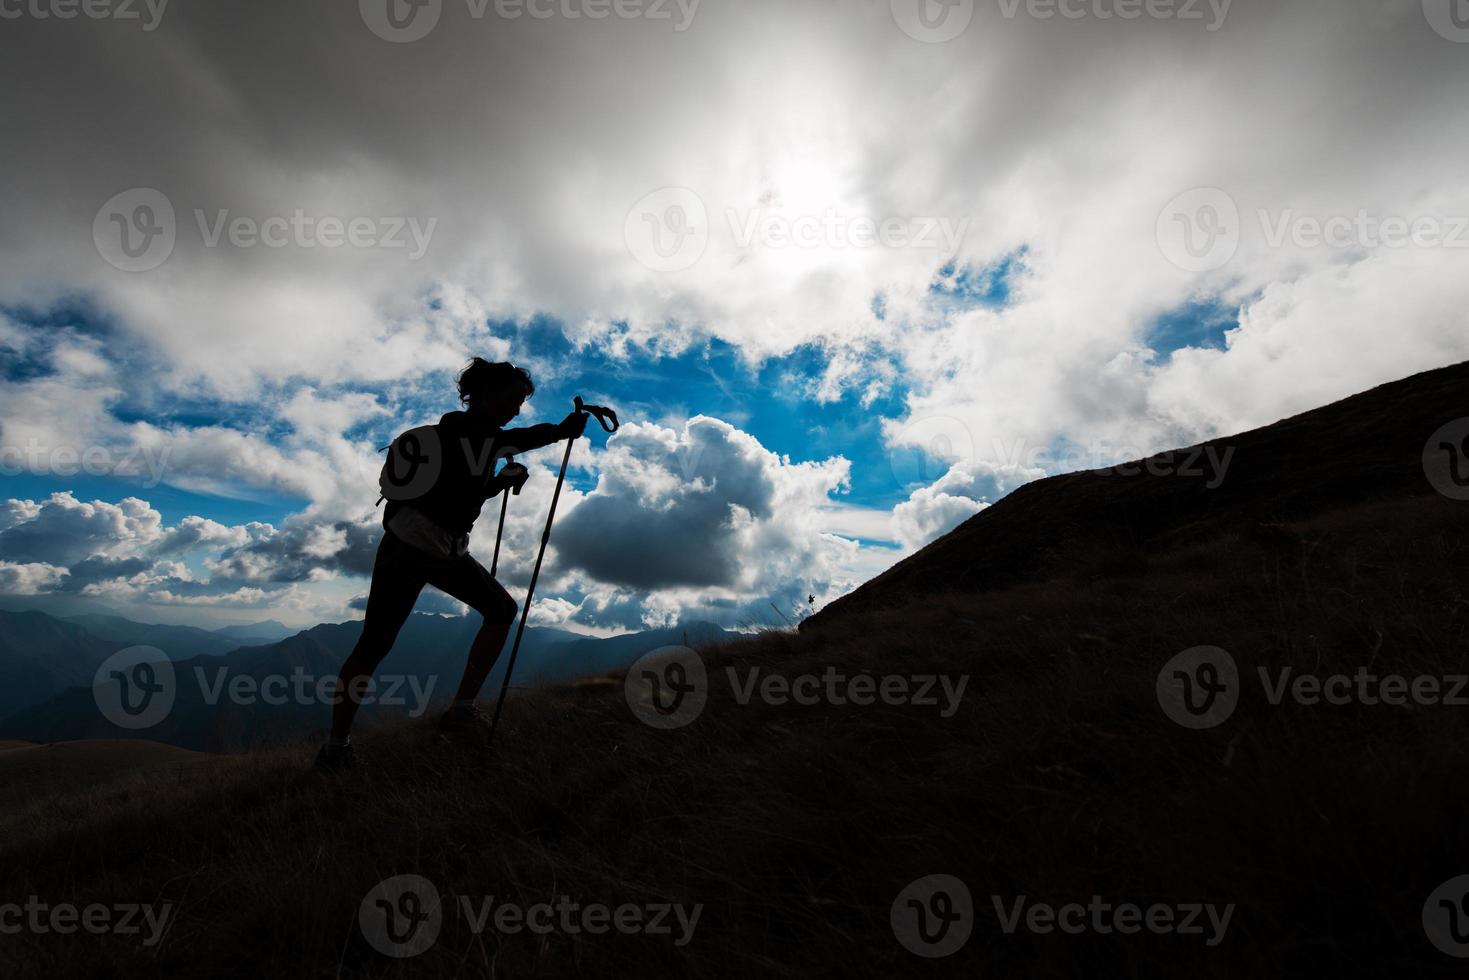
[313, 742, 356, 773]
[436, 704, 495, 740]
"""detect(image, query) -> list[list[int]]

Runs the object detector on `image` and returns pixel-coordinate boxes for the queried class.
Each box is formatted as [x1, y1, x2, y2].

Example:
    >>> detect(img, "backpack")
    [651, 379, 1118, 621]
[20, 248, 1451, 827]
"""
[375, 424, 444, 509]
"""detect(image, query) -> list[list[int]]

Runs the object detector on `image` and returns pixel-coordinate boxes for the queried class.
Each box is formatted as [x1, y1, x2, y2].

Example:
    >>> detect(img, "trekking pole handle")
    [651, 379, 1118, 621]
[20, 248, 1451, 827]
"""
[572, 396, 620, 433]
[496, 455, 528, 496]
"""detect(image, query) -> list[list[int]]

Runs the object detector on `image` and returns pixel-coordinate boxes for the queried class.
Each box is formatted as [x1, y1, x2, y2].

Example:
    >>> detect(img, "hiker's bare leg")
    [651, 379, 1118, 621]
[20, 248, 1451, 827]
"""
[331, 533, 423, 740]
[331, 636, 398, 740]
[452, 618, 513, 703]
[426, 561, 519, 706]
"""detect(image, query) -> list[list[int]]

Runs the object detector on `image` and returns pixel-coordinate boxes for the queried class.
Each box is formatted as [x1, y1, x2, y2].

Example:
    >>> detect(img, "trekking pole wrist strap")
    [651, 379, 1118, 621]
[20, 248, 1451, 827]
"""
[573, 395, 619, 433]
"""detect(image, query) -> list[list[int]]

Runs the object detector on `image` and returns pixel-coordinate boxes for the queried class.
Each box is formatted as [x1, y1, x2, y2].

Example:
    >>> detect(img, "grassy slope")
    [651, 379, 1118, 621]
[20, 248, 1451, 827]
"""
[2, 491, 1466, 977]
[0, 740, 208, 806]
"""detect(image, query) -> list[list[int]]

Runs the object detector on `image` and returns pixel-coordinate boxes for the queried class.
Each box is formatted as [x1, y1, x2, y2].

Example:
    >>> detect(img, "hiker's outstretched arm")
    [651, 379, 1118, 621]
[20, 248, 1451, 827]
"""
[497, 423, 560, 455]
[498, 413, 586, 455]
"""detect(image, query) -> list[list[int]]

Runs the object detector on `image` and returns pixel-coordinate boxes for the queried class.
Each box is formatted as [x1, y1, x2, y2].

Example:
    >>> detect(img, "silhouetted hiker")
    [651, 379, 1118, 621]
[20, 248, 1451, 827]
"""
[315, 358, 587, 771]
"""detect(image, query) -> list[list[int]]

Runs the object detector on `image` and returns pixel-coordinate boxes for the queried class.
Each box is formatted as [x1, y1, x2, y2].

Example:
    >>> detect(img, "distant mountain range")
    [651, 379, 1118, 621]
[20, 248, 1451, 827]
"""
[0, 607, 739, 751]
[0, 610, 120, 722]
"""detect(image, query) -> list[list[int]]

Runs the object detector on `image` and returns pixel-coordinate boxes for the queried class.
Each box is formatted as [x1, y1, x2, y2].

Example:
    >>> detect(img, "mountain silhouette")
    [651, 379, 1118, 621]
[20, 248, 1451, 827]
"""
[808, 359, 1469, 628]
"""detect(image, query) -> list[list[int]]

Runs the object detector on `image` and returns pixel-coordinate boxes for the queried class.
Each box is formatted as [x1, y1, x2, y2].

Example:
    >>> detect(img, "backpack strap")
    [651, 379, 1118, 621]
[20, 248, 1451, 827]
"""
[374, 441, 391, 507]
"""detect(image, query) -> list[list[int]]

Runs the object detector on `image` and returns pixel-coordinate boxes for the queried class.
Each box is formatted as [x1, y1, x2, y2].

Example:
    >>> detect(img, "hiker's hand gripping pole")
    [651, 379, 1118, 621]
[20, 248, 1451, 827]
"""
[487, 396, 619, 745]
[489, 457, 527, 579]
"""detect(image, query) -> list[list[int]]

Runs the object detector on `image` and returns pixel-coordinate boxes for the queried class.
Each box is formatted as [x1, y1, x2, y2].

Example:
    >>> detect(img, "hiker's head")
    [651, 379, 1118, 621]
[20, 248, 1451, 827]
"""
[458, 358, 534, 425]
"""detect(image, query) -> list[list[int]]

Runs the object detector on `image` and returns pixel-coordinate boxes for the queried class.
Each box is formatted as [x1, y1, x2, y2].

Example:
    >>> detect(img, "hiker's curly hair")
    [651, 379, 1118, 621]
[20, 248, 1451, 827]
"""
[457, 358, 534, 408]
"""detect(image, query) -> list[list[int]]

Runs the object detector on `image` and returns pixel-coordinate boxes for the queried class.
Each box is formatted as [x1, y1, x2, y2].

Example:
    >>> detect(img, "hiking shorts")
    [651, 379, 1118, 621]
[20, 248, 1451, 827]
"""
[363, 528, 518, 627]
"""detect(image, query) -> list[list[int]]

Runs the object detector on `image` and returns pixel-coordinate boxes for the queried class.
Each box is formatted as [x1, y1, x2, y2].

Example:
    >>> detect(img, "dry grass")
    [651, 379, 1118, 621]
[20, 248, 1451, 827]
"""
[2, 493, 1467, 977]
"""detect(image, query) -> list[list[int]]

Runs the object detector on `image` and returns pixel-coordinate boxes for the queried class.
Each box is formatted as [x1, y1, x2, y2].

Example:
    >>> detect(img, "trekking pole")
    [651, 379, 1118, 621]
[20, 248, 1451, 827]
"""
[489, 455, 516, 578]
[487, 397, 618, 745]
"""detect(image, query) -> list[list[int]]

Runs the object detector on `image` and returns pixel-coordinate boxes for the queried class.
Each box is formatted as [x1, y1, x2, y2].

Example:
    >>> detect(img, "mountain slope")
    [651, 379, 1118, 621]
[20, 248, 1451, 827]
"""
[807, 358, 1469, 628]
